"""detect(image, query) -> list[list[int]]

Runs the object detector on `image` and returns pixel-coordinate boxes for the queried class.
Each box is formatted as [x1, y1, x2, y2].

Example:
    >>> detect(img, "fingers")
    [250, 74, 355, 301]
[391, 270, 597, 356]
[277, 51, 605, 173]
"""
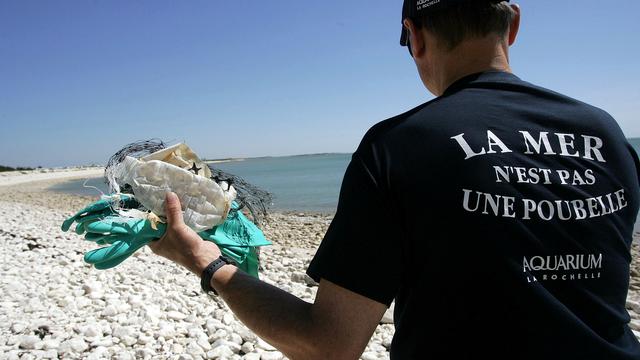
[164, 192, 184, 227]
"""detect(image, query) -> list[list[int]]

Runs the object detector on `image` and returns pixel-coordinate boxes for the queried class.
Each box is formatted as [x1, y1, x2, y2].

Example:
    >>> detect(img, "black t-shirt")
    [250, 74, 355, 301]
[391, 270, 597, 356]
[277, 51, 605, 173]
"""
[307, 71, 640, 359]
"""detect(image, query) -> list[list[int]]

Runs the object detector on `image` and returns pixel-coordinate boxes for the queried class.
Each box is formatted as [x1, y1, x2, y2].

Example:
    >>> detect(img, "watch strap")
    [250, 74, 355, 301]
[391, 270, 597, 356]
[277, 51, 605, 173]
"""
[201, 255, 233, 295]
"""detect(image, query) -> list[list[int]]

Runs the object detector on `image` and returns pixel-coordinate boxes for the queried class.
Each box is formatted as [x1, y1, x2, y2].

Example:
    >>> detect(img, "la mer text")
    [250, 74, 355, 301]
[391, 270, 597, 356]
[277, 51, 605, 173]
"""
[451, 131, 606, 162]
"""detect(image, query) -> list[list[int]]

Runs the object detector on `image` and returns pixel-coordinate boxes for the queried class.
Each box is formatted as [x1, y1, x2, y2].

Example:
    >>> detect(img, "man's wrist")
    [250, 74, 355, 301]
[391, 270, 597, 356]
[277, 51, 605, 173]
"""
[192, 243, 222, 275]
[209, 264, 237, 295]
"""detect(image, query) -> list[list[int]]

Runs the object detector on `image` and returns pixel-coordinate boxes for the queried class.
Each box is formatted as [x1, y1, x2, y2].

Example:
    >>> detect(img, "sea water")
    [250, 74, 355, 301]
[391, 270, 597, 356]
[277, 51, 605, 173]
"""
[49, 142, 640, 230]
[49, 153, 352, 213]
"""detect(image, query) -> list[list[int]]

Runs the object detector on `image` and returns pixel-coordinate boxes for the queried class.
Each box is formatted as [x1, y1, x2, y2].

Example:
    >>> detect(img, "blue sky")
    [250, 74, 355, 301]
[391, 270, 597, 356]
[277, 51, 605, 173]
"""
[1, 0, 639, 167]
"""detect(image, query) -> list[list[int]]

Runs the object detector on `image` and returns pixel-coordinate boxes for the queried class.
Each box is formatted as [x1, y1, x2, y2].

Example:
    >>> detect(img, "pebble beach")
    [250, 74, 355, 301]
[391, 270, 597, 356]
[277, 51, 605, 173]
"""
[1, 170, 639, 360]
[0, 171, 394, 360]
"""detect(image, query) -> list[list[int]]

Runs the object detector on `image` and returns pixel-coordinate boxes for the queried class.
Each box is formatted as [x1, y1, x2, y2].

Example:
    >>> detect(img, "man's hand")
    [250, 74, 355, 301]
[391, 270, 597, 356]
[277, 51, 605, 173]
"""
[149, 192, 221, 275]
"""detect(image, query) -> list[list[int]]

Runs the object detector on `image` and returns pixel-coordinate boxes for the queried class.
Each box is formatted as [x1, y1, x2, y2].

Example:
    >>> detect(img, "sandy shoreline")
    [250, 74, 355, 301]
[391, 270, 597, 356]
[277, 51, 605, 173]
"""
[0, 167, 104, 188]
[1, 175, 639, 359]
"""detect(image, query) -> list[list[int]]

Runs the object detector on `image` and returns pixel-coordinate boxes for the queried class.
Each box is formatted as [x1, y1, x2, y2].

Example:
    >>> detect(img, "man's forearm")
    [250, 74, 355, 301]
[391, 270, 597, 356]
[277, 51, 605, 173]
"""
[211, 265, 324, 359]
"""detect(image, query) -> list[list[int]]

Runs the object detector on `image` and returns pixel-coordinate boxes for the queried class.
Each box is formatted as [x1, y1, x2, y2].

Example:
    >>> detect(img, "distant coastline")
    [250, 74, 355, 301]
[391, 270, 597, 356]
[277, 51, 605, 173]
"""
[204, 158, 246, 164]
[204, 152, 351, 164]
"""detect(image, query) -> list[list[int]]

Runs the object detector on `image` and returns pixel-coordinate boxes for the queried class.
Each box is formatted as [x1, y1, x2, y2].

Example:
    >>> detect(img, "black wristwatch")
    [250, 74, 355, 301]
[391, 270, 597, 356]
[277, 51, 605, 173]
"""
[201, 255, 234, 295]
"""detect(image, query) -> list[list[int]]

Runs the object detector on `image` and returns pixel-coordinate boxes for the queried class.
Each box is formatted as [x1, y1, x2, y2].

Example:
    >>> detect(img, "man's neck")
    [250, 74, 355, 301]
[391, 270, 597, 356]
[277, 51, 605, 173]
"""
[433, 36, 511, 96]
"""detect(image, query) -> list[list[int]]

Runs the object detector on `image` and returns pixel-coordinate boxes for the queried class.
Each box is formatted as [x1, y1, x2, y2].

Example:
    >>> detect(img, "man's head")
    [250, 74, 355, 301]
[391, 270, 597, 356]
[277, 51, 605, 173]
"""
[400, 0, 520, 95]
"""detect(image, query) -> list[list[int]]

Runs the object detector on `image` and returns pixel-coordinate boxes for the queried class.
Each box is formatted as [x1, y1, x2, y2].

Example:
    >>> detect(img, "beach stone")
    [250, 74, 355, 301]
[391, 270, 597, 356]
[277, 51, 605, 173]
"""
[197, 337, 212, 351]
[86, 346, 110, 360]
[260, 351, 284, 360]
[381, 303, 395, 324]
[112, 325, 134, 340]
[255, 338, 276, 351]
[82, 281, 102, 295]
[137, 334, 154, 345]
[222, 312, 234, 325]
[83, 324, 101, 337]
[10, 322, 27, 334]
[6, 281, 27, 293]
[303, 274, 318, 286]
[368, 343, 387, 353]
[41, 349, 59, 359]
[172, 343, 185, 354]
[90, 338, 113, 347]
[627, 299, 640, 314]
[242, 353, 260, 360]
[241, 342, 255, 353]
[115, 352, 134, 360]
[229, 333, 243, 345]
[18, 335, 40, 349]
[207, 345, 234, 359]
[101, 305, 118, 317]
[4, 350, 20, 360]
[209, 329, 228, 342]
[205, 318, 224, 334]
[212, 339, 241, 353]
[144, 304, 162, 319]
[59, 337, 88, 354]
[230, 324, 256, 342]
[361, 351, 381, 360]
[186, 341, 205, 356]
[168, 310, 187, 321]
[135, 348, 155, 359]
[42, 339, 60, 350]
[122, 336, 138, 346]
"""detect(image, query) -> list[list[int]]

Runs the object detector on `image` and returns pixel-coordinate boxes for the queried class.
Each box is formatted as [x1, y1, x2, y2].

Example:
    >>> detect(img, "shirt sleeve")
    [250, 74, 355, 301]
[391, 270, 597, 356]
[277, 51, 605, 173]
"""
[306, 151, 403, 307]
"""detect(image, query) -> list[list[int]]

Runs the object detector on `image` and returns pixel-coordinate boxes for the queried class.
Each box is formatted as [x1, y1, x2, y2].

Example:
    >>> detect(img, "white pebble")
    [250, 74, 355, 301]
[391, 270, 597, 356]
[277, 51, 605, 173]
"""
[207, 345, 234, 359]
[172, 343, 185, 353]
[101, 305, 118, 317]
[60, 338, 88, 354]
[112, 325, 133, 339]
[122, 336, 138, 346]
[168, 311, 187, 321]
[10, 322, 27, 334]
[361, 351, 381, 360]
[212, 339, 241, 353]
[83, 325, 101, 337]
[18, 335, 40, 350]
[186, 341, 205, 356]
[197, 337, 212, 351]
[42, 339, 60, 350]
[260, 351, 284, 360]
[135, 348, 154, 359]
[255, 338, 276, 351]
[241, 353, 261, 360]
[85, 346, 109, 360]
[241, 342, 255, 354]
[229, 333, 243, 345]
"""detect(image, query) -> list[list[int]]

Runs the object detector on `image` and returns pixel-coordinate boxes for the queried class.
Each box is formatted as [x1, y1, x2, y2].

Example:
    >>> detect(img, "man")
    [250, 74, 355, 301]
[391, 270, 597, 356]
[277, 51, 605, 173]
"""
[150, 0, 640, 358]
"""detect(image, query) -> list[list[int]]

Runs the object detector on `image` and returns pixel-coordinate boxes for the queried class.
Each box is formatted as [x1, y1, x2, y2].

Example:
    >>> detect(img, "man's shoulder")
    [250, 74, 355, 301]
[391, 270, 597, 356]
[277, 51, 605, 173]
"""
[357, 98, 443, 150]
[357, 72, 621, 153]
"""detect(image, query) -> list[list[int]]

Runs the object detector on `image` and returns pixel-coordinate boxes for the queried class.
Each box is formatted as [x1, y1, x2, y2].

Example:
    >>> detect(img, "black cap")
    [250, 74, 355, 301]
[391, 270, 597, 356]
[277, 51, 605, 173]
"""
[400, 0, 510, 46]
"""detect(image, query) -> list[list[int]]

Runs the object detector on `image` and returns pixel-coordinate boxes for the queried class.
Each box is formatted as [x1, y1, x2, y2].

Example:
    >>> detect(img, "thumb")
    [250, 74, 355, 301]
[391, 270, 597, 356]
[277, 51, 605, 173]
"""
[164, 192, 184, 226]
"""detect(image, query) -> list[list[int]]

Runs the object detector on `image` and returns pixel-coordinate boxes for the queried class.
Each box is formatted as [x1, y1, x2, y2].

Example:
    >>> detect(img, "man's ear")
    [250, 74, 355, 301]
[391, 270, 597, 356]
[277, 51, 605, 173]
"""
[403, 18, 426, 58]
[508, 4, 521, 46]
